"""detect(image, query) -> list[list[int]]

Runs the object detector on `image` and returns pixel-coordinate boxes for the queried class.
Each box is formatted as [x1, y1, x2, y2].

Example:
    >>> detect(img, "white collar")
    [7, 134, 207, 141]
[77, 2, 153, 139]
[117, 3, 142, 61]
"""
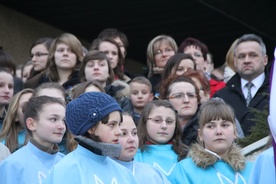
[241, 72, 265, 89]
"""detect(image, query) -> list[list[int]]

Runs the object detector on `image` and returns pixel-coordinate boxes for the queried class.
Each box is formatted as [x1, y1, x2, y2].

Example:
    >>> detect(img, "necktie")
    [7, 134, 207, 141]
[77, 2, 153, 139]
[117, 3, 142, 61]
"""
[246, 82, 253, 106]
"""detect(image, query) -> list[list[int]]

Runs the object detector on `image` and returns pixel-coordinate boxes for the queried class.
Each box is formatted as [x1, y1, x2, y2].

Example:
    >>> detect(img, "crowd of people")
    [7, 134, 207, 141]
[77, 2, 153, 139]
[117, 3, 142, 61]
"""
[0, 28, 274, 183]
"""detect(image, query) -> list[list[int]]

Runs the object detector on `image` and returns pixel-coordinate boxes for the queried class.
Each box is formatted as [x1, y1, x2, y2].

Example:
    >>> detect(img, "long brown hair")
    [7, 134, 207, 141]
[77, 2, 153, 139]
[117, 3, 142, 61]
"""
[0, 88, 34, 152]
[47, 33, 83, 82]
[137, 100, 188, 161]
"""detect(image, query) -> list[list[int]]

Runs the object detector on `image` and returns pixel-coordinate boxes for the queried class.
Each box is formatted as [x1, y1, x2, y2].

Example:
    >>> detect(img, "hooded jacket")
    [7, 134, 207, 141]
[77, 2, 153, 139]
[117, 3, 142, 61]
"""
[168, 143, 253, 184]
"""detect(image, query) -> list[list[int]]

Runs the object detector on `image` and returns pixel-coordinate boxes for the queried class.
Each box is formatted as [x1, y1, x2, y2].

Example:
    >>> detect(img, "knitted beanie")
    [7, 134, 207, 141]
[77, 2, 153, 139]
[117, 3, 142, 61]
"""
[66, 92, 122, 135]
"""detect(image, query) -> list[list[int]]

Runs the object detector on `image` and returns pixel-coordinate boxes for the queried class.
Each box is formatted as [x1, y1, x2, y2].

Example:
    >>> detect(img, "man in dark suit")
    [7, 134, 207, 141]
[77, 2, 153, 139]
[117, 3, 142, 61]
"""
[213, 34, 269, 136]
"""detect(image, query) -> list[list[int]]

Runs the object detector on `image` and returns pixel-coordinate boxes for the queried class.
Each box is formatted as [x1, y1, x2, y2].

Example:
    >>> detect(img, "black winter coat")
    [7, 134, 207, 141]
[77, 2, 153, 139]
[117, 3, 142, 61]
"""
[213, 71, 269, 136]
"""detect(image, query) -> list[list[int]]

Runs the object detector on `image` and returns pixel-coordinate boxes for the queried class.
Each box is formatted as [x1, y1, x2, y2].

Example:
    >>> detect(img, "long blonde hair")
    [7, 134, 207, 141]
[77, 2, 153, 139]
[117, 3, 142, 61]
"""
[0, 88, 34, 152]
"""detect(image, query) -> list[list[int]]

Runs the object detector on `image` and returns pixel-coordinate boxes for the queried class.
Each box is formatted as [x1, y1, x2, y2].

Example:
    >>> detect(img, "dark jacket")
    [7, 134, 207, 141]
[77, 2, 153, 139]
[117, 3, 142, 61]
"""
[182, 112, 199, 146]
[213, 71, 269, 136]
[148, 74, 161, 95]
[13, 77, 23, 94]
[25, 70, 80, 92]
[24, 72, 46, 89]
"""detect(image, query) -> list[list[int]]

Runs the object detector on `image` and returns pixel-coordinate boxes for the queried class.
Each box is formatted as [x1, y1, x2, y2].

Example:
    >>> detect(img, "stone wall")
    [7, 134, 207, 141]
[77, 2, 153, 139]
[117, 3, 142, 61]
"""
[0, 4, 89, 65]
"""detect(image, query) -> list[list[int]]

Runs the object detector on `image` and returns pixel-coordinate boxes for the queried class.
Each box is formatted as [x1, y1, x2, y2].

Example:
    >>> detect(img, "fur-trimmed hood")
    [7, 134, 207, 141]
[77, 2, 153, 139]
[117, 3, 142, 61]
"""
[188, 143, 246, 172]
[105, 80, 132, 110]
[105, 80, 130, 100]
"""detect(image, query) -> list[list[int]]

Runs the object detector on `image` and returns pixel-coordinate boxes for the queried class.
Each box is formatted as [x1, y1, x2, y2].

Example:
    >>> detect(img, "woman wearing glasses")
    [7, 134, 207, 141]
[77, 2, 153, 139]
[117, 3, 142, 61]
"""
[160, 75, 200, 146]
[134, 100, 188, 178]
[25, 33, 83, 91]
[24, 37, 53, 89]
[146, 35, 177, 97]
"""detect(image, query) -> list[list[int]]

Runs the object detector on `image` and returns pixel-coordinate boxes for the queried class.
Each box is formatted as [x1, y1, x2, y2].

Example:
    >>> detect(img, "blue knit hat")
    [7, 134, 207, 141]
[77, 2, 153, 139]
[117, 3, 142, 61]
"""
[66, 92, 122, 135]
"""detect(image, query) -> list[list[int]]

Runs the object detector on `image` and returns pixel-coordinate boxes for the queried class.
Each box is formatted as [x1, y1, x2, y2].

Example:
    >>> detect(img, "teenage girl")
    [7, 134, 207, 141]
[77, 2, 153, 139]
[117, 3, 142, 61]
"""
[134, 100, 188, 177]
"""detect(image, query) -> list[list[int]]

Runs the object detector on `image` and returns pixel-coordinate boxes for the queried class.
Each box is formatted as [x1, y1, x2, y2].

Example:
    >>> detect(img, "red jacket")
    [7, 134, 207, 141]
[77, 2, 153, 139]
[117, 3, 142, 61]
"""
[210, 79, 226, 97]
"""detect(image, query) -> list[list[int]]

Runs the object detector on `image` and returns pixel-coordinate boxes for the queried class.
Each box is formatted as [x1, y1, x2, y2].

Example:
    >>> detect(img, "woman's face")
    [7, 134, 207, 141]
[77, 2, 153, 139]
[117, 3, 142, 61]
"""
[199, 118, 236, 158]
[168, 82, 198, 120]
[0, 71, 14, 107]
[146, 106, 176, 144]
[154, 41, 175, 68]
[174, 59, 195, 76]
[184, 45, 205, 72]
[17, 92, 33, 127]
[118, 115, 138, 161]
[98, 41, 119, 69]
[84, 59, 109, 85]
[114, 37, 126, 57]
[54, 43, 77, 70]
[31, 44, 49, 72]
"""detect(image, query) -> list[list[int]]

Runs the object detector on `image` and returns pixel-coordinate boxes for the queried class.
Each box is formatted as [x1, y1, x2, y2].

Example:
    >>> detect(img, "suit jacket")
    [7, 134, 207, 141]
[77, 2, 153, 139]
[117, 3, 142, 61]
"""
[213, 71, 269, 136]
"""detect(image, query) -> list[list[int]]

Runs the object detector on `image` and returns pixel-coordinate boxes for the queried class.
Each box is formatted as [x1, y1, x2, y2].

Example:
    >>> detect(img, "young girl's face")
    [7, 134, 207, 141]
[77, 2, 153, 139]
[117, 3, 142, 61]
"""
[36, 88, 65, 102]
[98, 41, 119, 69]
[91, 111, 122, 144]
[31, 44, 49, 72]
[0, 71, 14, 106]
[84, 59, 110, 84]
[198, 118, 236, 158]
[17, 92, 33, 127]
[28, 103, 66, 148]
[22, 64, 33, 83]
[118, 115, 138, 161]
[54, 43, 77, 70]
[146, 106, 176, 144]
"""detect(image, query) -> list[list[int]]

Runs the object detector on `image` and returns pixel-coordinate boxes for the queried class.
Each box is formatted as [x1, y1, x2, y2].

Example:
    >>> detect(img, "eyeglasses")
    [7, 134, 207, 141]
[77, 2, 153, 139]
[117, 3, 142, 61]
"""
[30, 52, 48, 58]
[154, 48, 174, 57]
[148, 116, 175, 125]
[168, 92, 197, 100]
